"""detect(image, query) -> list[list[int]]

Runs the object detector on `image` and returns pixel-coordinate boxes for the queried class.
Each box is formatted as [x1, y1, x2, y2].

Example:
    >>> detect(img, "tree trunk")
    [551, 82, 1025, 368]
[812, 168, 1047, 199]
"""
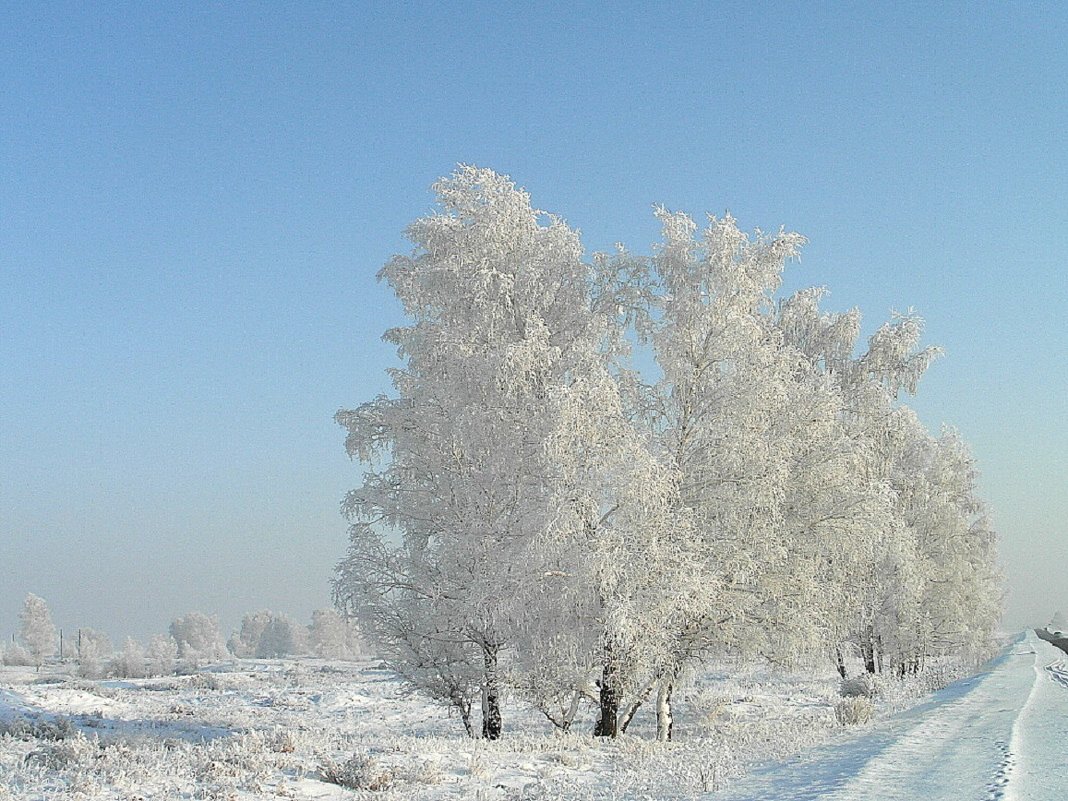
[655, 680, 674, 742]
[481, 645, 502, 740]
[835, 647, 847, 680]
[459, 701, 474, 738]
[619, 677, 657, 734]
[561, 689, 582, 732]
[862, 626, 876, 674]
[593, 639, 620, 738]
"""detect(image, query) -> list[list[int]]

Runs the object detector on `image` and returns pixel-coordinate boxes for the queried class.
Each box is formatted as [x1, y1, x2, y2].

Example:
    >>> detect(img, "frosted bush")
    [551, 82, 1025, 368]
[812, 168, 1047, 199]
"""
[400, 757, 444, 785]
[321, 753, 394, 791]
[1, 642, 33, 666]
[839, 675, 875, 698]
[1, 714, 76, 741]
[146, 634, 178, 676]
[76, 628, 113, 679]
[111, 637, 146, 678]
[835, 696, 874, 726]
[23, 732, 97, 770]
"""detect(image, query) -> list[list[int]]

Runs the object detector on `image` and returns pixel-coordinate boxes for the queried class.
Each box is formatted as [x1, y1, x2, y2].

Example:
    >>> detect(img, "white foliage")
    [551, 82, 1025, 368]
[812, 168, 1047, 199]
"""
[18, 593, 57, 669]
[111, 637, 147, 679]
[76, 627, 113, 679]
[309, 608, 362, 659]
[146, 634, 178, 677]
[335, 166, 1002, 739]
[168, 612, 228, 666]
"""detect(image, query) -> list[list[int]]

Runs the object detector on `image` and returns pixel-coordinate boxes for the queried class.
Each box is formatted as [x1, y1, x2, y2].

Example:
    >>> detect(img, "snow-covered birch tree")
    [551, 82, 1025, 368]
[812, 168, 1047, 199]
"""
[335, 166, 635, 739]
[19, 593, 57, 671]
[636, 210, 875, 737]
[334, 166, 1002, 741]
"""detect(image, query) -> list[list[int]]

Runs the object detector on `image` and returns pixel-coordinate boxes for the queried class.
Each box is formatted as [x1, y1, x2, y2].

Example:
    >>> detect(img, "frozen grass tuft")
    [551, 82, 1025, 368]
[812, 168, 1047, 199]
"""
[320, 752, 394, 791]
[835, 696, 874, 726]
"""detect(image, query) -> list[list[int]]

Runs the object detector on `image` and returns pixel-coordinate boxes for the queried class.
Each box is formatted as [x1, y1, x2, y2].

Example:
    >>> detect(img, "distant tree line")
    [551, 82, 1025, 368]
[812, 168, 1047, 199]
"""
[2, 594, 363, 678]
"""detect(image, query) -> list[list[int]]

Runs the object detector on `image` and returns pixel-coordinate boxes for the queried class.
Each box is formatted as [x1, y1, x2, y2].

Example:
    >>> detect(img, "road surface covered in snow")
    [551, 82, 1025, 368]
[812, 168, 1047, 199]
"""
[716, 630, 1068, 801]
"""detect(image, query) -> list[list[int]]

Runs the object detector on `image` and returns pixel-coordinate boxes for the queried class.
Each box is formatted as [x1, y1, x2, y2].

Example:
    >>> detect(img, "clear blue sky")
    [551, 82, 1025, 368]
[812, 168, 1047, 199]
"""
[2, 2, 1065, 641]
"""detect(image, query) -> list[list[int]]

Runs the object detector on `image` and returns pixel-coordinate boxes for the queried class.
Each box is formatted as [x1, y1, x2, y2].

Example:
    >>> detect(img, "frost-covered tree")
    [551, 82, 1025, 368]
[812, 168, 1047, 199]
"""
[309, 608, 361, 659]
[775, 288, 1002, 673]
[169, 612, 228, 666]
[335, 167, 1002, 741]
[76, 627, 113, 679]
[146, 634, 178, 677]
[229, 610, 272, 658]
[335, 166, 653, 739]
[891, 425, 1001, 668]
[1, 641, 34, 667]
[19, 593, 57, 670]
[612, 209, 892, 738]
[259, 613, 305, 658]
[111, 637, 146, 678]
[515, 359, 700, 740]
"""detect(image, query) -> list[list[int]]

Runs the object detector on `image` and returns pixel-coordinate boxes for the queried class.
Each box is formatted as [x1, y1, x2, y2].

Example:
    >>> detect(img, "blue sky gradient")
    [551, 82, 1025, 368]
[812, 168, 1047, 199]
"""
[2, 2, 1065, 640]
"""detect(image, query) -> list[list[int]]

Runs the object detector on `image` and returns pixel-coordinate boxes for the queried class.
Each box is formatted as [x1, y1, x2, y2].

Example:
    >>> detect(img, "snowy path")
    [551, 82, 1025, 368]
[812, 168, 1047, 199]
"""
[715, 632, 1068, 801]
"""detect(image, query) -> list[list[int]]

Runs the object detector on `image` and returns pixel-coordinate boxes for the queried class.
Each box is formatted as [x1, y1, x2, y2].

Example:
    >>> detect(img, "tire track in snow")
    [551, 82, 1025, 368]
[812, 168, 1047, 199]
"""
[1000, 644, 1041, 801]
[1042, 660, 1068, 691]
[1000, 648, 1068, 801]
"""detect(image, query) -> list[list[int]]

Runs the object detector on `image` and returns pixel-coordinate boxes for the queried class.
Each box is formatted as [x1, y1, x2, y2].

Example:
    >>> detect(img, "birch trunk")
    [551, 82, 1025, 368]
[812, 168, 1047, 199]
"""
[655, 680, 674, 742]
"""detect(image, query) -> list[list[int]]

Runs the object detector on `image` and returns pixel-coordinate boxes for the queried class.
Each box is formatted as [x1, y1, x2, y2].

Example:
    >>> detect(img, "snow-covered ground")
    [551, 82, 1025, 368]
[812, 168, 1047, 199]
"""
[2, 635, 1057, 800]
[716, 630, 1068, 801]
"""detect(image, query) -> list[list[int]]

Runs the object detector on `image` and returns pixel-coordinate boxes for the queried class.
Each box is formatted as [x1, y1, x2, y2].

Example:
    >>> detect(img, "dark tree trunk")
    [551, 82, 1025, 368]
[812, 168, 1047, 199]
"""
[460, 704, 474, 738]
[593, 639, 620, 738]
[450, 690, 474, 738]
[481, 646, 502, 740]
[862, 626, 877, 674]
[835, 648, 847, 680]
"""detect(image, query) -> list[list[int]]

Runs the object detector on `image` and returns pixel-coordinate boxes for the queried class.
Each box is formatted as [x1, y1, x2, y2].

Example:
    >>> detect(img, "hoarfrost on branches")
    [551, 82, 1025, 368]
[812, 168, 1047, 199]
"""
[19, 593, 57, 671]
[334, 166, 1003, 741]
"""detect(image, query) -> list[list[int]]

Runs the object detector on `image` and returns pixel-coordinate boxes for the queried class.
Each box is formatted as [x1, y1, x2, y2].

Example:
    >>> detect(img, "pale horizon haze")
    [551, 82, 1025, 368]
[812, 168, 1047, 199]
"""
[2, 2, 1066, 644]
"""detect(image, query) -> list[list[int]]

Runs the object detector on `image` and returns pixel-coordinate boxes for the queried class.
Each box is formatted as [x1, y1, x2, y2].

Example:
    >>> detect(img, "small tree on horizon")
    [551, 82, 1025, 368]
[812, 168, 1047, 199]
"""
[146, 634, 178, 677]
[77, 627, 113, 679]
[169, 612, 228, 666]
[19, 593, 57, 671]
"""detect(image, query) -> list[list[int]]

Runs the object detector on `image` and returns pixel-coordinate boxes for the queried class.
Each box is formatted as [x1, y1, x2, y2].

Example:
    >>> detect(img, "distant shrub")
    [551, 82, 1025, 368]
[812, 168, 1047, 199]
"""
[835, 697, 873, 726]
[321, 753, 393, 791]
[308, 608, 363, 659]
[839, 675, 875, 698]
[110, 637, 146, 678]
[230, 610, 307, 658]
[1, 642, 34, 666]
[169, 612, 228, 666]
[1, 714, 76, 741]
[146, 634, 178, 676]
[76, 628, 113, 679]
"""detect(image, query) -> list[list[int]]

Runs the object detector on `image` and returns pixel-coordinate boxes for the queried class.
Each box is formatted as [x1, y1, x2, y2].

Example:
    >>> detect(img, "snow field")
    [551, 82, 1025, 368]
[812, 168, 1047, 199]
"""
[0, 654, 881, 800]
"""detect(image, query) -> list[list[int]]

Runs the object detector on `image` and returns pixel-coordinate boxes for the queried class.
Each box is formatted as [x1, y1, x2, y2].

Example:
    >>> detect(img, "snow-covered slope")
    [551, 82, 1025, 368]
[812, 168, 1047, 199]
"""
[716, 631, 1068, 801]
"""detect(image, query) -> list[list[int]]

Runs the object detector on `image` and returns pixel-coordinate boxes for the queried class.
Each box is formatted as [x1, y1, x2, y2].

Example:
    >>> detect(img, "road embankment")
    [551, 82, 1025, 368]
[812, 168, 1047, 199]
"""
[1033, 627, 1068, 657]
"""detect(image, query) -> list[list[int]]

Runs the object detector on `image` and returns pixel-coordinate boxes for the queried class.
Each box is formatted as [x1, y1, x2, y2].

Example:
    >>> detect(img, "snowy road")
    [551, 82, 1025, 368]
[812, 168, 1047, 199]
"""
[715, 631, 1068, 801]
